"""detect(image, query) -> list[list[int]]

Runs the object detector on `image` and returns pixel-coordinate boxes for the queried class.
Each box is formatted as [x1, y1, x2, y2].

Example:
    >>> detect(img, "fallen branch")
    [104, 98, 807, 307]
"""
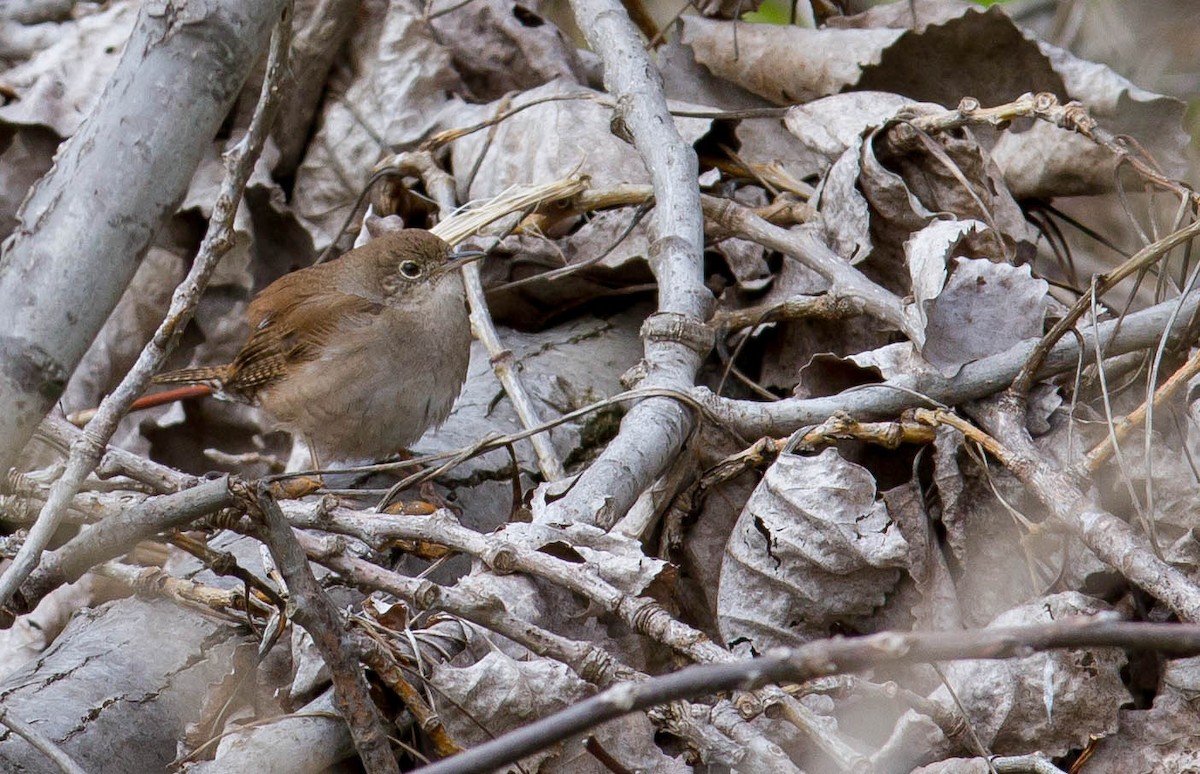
[250, 484, 398, 774]
[415, 617, 1200, 774]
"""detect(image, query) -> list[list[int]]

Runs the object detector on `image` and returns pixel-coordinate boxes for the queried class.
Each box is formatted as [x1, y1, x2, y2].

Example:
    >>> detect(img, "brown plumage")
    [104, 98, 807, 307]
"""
[155, 229, 474, 461]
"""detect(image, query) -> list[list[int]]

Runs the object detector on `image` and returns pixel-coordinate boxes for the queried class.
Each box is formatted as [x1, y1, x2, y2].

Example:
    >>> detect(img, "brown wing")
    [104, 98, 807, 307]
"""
[225, 283, 385, 396]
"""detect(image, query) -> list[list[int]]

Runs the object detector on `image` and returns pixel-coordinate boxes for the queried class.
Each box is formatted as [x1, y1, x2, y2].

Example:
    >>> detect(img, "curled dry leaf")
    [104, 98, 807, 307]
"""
[1084, 656, 1200, 773]
[429, 0, 594, 101]
[906, 218, 985, 335]
[268, 0, 362, 177]
[920, 257, 1050, 376]
[0, 1, 134, 136]
[857, 107, 1038, 270]
[718, 447, 910, 652]
[449, 78, 712, 201]
[799, 94, 1036, 279]
[681, 17, 903, 106]
[784, 91, 912, 178]
[992, 39, 1189, 198]
[432, 650, 683, 773]
[291, 0, 463, 249]
[689, 0, 1186, 198]
[876, 592, 1131, 769]
[481, 212, 655, 325]
[0, 2, 134, 230]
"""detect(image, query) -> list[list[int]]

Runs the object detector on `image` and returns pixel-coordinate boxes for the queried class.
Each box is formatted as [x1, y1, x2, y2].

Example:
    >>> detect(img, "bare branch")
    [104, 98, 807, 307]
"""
[250, 485, 399, 774]
[414, 617, 1200, 774]
[6, 476, 235, 622]
[553, 0, 710, 527]
[703, 286, 1200, 437]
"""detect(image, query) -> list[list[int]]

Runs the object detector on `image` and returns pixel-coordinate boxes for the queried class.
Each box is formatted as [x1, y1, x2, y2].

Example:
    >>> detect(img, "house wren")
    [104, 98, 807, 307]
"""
[155, 229, 477, 461]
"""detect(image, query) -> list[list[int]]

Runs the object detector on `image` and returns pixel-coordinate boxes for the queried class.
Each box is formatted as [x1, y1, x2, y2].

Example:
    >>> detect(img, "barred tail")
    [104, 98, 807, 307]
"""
[152, 364, 233, 388]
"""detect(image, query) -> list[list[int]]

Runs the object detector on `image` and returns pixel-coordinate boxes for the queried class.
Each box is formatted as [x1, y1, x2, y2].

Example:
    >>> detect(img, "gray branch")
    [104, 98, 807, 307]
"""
[702, 288, 1200, 437]
[0, 0, 287, 474]
[414, 617, 1200, 774]
[0, 2, 292, 614]
[552, 0, 710, 527]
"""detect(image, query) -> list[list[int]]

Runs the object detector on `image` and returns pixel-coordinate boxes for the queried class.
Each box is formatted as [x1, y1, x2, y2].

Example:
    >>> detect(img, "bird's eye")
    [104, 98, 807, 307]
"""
[399, 260, 422, 279]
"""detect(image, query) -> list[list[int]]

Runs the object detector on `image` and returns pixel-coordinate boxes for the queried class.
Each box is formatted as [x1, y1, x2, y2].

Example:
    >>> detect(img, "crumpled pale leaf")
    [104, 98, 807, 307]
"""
[431, 651, 682, 773]
[804, 94, 1035, 281]
[429, 0, 594, 101]
[991, 39, 1189, 198]
[288, 626, 329, 700]
[684, 2, 1059, 109]
[754, 252, 895, 395]
[267, 0, 361, 177]
[0, 1, 134, 136]
[292, 0, 464, 249]
[450, 78, 712, 200]
[1083, 656, 1200, 773]
[813, 138, 873, 264]
[432, 651, 585, 771]
[671, 438, 757, 634]
[836, 0, 1188, 197]
[448, 79, 711, 296]
[687, 0, 1187, 200]
[860, 112, 1038, 271]
[920, 257, 1049, 376]
[830, 1, 1063, 107]
[906, 219, 985, 334]
[0, 577, 99, 681]
[179, 142, 285, 291]
[875, 592, 1131, 771]
[0, 2, 135, 232]
[784, 91, 911, 176]
[846, 341, 934, 382]
[681, 16, 903, 105]
[718, 447, 910, 652]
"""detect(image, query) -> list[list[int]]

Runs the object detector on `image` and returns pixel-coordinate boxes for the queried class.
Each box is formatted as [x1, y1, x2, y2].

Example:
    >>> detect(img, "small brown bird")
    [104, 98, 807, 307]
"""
[155, 229, 477, 462]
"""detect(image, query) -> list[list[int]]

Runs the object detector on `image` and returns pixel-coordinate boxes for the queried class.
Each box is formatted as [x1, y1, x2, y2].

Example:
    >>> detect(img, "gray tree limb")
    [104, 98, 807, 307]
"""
[701, 288, 1200, 437]
[552, 0, 710, 527]
[0, 0, 286, 474]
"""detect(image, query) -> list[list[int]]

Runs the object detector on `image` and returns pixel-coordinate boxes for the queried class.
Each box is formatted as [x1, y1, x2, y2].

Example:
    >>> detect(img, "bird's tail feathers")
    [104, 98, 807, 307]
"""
[152, 365, 233, 388]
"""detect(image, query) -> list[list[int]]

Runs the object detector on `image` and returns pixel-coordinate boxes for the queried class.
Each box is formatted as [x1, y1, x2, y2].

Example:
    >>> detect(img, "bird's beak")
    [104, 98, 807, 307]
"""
[436, 247, 487, 278]
[449, 248, 487, 265]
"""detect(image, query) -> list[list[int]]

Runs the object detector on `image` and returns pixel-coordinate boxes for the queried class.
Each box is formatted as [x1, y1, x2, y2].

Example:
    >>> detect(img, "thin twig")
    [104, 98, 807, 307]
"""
[1011, 218, 1200, 398]
[400, 151, 568, 481]
[700, 194, 920, 340]
[703, 285, 1200, 438]
[0, 706, 89, 774]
